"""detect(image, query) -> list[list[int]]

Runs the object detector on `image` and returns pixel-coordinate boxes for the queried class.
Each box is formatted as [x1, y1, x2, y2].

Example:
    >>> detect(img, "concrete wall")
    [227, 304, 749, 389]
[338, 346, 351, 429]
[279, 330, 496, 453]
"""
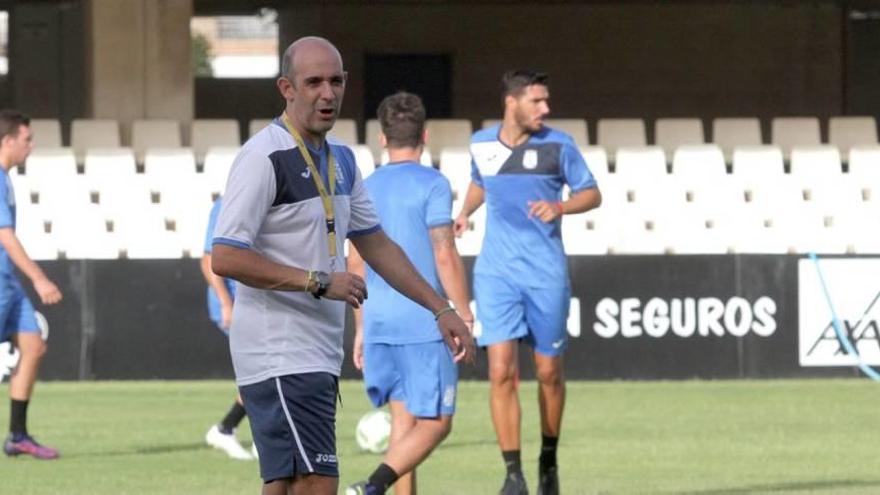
[87, 0, 193, 143]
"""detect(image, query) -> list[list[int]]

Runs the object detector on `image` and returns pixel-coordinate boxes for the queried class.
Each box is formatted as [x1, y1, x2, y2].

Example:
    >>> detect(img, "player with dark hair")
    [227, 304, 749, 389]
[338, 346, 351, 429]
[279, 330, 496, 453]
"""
[211, 37, 474, 495]
[0, 109, 63, 460]
[454, 70, 602, 494]
[346, 91, 474, 495]
[200, 196, 254, 461]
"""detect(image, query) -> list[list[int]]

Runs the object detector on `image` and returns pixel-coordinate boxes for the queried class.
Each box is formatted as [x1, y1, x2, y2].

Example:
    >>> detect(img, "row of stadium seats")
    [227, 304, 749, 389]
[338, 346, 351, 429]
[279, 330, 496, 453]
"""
[11, 143, 880, 259]
[33, 115, 879, 167]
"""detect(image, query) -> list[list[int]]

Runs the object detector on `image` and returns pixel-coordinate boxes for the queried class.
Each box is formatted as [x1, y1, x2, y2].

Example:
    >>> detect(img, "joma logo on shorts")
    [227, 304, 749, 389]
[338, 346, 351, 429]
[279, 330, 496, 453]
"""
[315, 453, 337, 464]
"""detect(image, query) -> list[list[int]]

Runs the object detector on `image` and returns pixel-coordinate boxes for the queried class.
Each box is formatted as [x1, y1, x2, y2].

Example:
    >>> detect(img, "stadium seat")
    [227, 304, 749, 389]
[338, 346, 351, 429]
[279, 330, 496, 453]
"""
[71, 119, 121, 163]
[365, 119, 382, 163]
[609, 211, 668, 255]
[828, 116, 877, 157]
[684, 177, 744, 219]
[202, 147, 238, 196]
[711, 118, 763, 163]
[131, 119, 181, 163]
[771, 117, 821, 160]
[36, 175, 93, 221]
[16, 207, 56, 260]
[481, 119, 501, 129]
[614, 146, 666, 185]
[597, 119, 647, 159]
[580, 146, 608, 183]
[789, 145, 843, 189]
[439, 147, 472, 203]
[175, 201, 214, 258]
[848, 146, 880, 186]
[655, 118, 705, 161]
[30, 119, 63, 149]
[545, 119, 589, 147]
[562, 211, 610, 255]
[329, 119, 357, 145]
[426, 119, 472, 161]
[719, 213, 789, 254]
[143, 148, 200, 218]
[842, 211, 880, 254]
[348, 145, 375, 179]
[115, 206, 183, 259]
[731, 146, 785, 193]
[190, 119, 240, 163]
[456, 207, 485, 256]
[249, 118, 273, 137]
[84, 147, 138, 190]
[670, 145, 726, 189]
[53, 206, 120, 259]
[663, 211, 730, 254]
[24, 148, 78, 190]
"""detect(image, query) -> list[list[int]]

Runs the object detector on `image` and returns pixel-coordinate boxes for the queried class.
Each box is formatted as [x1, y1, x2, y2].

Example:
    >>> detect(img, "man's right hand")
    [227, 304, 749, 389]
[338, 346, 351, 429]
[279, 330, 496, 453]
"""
[437, 310, 476, 365]
[322, 272, 368, 308]
[453, 213, 469, 238]
[34, 277, 62, 305]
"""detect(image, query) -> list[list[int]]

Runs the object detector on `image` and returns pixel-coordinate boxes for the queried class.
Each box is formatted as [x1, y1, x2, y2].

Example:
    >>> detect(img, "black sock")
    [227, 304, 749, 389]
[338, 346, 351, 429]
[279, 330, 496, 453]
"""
[502, 449, 522, 476]
[539, 435, 558, 470]
[367, 463, 399, 494]
[219, 402, 247, 434]
[10, 399, 28, 439]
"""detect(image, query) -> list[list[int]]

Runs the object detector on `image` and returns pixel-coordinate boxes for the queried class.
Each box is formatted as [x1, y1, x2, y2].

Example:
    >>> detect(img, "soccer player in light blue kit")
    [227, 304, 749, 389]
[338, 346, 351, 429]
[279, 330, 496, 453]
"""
[0, 110, 63, 460]
[200, 196, 254, 461]
[454, 70, 601, 495]
[346, 92, 474, 495]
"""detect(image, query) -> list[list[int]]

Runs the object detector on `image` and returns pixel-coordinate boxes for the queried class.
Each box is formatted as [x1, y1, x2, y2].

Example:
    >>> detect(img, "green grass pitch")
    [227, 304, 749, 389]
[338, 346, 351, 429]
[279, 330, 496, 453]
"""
[0, 379, 878, 494]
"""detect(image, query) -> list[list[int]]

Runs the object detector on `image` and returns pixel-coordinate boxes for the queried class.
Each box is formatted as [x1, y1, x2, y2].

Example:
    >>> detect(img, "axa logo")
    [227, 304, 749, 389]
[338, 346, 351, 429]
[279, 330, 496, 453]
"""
[803, 292, 880, 363]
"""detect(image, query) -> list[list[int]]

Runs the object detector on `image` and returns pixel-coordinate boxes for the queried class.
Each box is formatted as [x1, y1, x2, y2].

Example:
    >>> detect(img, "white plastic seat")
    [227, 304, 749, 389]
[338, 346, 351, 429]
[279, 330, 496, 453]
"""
[731, 146, 786, 192]
[175, 201, 215, 258]
[718, 212, 789, 254]
[34, 176, 93, 221]
[16, 213, 56, 260]
[53, 205, 120, 259]
[771, 117, 821, 160]
[597, 119, 647, 158]
[71, 119, 120, 164]
[202, 147, 239, 195]
[30, 119, 63, 149]
[614, 146, 666, 185]
[670, 145, 726, 189]
[789, 146, 843, 189]
[439, 147, 472, 203]
[828, 116, 877, 157]
[131, 119, 181, 163]
[664, 211, 730, 254]
[426, 119, 472, 161]
[609, 212, 668, 255]
[350, 145, 375, 180]
[562, 212, 609, 255]
[143, 148, 198, 189]
[23, 148, 78, 190]
[190, 119, 240, 163]
[655, 118, 705, 161]
[249, 118, 273, 137]
[456, 207, 485, 257]
[546, 119, 588, 147]
[365, 119, 382, 163]
[580, 146, 608, 183]
[328, 119, 357, 145]
[116, 206, 182, 259]
[711, 118, 762, 163]
[83, 148, 138, 193]
[840, 211, 880, 254]
[848, 146, 880, 186]
[684, 177, 745, 219]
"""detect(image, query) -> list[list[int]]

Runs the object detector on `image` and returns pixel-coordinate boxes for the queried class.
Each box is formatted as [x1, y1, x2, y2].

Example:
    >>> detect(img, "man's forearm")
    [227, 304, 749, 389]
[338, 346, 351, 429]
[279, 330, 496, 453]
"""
[458, 182, 485, 218]
[562, 187, 601, 215]
[435, 248, 472, 318]
[212, 244, 310, 292]
[0, 228, 46, 283]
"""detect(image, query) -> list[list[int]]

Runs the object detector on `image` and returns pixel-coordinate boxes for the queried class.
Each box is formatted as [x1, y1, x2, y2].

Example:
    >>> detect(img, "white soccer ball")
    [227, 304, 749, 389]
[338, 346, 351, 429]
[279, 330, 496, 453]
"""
[0, 341, 20, 382]
[355, 409, 391, 454]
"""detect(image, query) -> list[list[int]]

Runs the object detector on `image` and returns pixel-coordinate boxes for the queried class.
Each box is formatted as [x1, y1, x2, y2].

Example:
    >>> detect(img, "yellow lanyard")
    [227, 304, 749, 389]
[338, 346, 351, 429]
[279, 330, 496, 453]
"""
[281, 113, 338, 257]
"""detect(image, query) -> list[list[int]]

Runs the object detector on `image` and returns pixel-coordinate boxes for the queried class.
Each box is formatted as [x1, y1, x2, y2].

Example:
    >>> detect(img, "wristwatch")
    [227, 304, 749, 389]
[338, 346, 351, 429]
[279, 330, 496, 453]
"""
[312, 271, 331, 299]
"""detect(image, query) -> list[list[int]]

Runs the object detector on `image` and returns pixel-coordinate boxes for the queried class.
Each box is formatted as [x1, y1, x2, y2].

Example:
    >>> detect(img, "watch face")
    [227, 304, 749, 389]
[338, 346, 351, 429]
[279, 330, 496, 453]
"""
[317, 271, 331, 286]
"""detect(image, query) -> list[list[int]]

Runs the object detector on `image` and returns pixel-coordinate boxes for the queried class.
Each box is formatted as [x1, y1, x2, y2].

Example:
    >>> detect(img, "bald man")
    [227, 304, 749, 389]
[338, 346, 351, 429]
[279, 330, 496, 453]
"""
[211, 37, 475, 495]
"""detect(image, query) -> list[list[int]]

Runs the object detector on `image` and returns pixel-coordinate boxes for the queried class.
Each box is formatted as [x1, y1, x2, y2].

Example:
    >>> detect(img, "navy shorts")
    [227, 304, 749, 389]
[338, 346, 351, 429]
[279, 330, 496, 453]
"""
[239, 372, 339, 482]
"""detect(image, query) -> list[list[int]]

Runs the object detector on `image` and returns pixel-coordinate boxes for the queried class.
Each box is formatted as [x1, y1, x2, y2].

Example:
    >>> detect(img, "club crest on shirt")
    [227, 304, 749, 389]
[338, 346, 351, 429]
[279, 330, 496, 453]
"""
[523, 149, 538, 170]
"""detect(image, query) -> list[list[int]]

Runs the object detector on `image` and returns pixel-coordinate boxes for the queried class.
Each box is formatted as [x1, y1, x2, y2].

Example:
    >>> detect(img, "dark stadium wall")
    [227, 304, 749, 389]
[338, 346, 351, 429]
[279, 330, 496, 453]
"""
[28, 256, 863, 382]
[195, 1, 846, 140]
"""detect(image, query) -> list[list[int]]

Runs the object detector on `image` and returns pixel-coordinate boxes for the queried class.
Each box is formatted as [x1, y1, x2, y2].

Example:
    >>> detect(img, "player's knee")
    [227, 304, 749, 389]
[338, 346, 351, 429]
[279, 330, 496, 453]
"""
[488, 362, 516, 385]
[536, 364, 563, 387]
[20, 339, 48, 360]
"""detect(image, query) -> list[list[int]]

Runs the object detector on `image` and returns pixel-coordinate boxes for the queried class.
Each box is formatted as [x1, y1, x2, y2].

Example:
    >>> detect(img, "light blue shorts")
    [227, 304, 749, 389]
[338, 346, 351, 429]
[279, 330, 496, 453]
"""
[474, 274, 570, 356]
[0, 282, 38, 344]
[363, 340, 458, 418]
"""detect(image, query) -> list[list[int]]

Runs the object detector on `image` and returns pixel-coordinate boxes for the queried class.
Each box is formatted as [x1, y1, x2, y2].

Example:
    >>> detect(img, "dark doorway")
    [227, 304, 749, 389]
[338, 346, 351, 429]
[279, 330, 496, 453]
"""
[363, 54, 451, 121]
[845, 7, 880, 120]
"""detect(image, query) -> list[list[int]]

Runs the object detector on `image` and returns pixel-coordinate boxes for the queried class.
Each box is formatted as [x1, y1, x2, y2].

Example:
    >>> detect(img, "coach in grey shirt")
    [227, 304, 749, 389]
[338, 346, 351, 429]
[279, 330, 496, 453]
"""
[211, 37, 474, 495]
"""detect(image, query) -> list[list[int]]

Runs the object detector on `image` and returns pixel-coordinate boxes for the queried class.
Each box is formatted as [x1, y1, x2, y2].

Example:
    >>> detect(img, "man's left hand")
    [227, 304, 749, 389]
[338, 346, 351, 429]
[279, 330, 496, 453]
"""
[527, 200, 563, 223]
[437, 311, 476, 364]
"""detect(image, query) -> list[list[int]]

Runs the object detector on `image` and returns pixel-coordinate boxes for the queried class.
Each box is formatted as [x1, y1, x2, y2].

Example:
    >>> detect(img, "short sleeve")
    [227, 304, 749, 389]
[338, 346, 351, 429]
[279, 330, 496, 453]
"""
[469, 155, 484, 187]
[212, 149, 276, 249]
[560, 142, 597, 192]
[347, 166, 381, 238]
[425, 174, 453, 229]
[0, 179, 12, 229]
[203, 198, 223, 253]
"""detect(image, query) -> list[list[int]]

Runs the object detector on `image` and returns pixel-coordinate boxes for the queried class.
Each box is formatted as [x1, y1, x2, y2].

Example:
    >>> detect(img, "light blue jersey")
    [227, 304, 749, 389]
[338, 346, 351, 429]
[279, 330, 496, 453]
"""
[362, 161, 453, 344]
[204, 197, 236, 330]
[0, 169, 16, 276]
[470, 125, 597, 287]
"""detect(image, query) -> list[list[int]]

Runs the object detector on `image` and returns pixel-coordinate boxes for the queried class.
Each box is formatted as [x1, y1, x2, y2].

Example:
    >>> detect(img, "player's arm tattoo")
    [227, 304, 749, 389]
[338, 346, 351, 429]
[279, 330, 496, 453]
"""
[429, 224, 456, 248]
